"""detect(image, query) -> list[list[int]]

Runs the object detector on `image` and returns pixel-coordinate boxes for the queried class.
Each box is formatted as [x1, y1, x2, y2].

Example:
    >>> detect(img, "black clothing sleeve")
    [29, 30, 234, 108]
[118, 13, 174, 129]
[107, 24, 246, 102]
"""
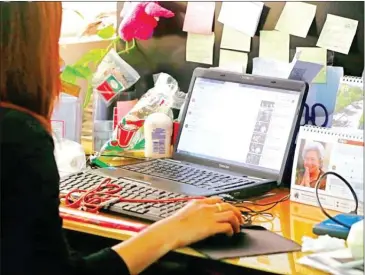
[0, 108, 130, 275]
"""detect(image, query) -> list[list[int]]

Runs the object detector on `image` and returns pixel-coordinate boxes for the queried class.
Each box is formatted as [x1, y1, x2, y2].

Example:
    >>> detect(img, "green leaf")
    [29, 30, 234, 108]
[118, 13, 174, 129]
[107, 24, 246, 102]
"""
[60, 65, 91, 82]
[97, 25, 116, 40]
[74, 48, 108, 68]
[60, 66, 77, 84]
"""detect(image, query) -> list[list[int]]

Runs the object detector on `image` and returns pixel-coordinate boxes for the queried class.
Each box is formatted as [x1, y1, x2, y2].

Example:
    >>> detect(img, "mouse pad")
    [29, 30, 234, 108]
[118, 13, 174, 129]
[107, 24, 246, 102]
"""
[190, 225, 301, 260]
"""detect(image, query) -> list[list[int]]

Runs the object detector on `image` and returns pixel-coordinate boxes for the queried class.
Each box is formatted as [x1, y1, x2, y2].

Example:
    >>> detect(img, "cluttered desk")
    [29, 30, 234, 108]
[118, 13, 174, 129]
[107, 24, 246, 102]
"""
[55, 2, 364, 275]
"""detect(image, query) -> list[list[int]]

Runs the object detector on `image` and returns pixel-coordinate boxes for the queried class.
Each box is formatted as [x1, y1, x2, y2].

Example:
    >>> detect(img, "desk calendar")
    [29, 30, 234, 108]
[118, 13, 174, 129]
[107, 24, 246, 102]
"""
[290, 125, 363, 215]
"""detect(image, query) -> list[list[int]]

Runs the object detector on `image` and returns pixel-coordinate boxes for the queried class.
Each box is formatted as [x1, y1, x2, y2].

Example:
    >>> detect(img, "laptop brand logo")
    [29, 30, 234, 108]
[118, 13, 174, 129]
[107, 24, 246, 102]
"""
[219, 164, 230, 169]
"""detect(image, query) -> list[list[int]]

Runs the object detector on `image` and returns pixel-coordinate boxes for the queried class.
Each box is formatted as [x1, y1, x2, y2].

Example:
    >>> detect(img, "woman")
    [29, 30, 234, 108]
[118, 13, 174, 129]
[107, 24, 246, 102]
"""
[296, 141, 327, 190]
[0, 3, 242, 275]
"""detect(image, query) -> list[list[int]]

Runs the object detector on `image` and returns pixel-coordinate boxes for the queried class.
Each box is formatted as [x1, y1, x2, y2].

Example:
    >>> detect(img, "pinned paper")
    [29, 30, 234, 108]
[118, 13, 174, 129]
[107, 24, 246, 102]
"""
[252, 54, 323, 83]
[296, 47, 327, 83]
[219, 49, 248, 73]
[183, 2, 215, 34]
[317, 14, 358, 55]
[186, 33, 215, 65]
[259, 31, 290, 62]
[275, 2, 316, 38]
[218, 2, 264, 37]
[220, 25, 251, 52]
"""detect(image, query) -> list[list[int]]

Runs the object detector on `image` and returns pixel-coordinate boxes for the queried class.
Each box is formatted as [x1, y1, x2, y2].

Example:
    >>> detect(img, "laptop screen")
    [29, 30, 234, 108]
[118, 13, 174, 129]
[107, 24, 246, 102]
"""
[176, 77, 301, 174]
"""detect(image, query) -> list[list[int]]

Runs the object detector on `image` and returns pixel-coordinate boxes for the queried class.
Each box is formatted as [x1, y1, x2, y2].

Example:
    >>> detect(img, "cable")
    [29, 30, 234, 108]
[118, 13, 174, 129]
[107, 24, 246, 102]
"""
[61, 178, 204, 213]
[315, 171, 359, 229]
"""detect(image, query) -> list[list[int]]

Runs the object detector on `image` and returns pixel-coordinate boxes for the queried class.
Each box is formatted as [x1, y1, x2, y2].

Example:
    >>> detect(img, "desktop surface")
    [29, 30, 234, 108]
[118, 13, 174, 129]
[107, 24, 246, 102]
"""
[61, 188, 335, 275]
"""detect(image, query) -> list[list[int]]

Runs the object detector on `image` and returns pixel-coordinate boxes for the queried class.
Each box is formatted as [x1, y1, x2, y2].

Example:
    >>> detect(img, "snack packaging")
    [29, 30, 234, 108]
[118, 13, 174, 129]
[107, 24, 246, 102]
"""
[96, 73, 186, 159]
[92, 49, 140, 106]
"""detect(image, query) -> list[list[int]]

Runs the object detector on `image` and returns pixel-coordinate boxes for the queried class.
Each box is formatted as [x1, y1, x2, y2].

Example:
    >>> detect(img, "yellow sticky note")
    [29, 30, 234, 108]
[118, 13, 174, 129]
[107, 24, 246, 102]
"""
[259, 31, 290, 62]
[316, 14, 358, 55]
[275, 2, 316, 38]
[186, 33, 215, 65]
[219, 49, 248, 73]
[220, 25, 251, 52]
[296, 47, 327, 83]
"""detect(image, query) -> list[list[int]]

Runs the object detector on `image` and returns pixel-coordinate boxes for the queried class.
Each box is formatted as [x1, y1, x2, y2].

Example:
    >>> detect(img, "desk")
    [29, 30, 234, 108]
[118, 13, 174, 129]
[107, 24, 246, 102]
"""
[62, 185, 339, 275]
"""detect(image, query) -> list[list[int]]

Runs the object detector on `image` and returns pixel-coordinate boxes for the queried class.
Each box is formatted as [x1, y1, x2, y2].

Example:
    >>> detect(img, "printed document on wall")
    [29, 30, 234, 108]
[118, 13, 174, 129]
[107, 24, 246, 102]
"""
[275, 2, 316, 38]
[220, 25, 251, 52]
[219, 49, 248, 73]
[218, 2, 264, 37]
[316, 14, 358, 55]
[186, 33, 215, 65]
[183, 2, 215, 34]
[259, 31, 290, 62]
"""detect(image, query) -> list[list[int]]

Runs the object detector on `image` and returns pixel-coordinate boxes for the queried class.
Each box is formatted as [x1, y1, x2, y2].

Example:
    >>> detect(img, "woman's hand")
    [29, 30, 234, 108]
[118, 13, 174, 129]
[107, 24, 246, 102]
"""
[113, 197, 243, 275]
[301, 167, 311, 187]
[156, 197, 244, 249]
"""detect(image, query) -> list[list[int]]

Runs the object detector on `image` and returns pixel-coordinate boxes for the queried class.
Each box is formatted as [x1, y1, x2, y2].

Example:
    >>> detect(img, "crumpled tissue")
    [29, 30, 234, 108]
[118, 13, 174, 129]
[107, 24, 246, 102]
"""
[302, 235, 346, 253]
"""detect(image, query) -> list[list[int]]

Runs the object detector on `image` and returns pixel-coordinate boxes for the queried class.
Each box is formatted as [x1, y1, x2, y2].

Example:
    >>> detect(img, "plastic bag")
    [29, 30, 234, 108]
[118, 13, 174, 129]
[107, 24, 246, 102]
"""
[53, 138, 87, 178]
[96, 73, 184, 158]
[92, 49, 140, 106]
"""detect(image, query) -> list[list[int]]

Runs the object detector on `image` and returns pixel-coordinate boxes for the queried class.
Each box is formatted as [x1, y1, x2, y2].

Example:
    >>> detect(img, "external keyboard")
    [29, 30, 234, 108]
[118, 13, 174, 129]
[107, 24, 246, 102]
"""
[59, 171, 190, 222]
[122, 159, 256, 192]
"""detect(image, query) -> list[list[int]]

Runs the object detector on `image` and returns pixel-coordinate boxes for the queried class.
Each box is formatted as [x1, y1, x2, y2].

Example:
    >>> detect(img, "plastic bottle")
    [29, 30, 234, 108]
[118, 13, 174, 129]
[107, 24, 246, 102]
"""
[144, 112, 173, 158]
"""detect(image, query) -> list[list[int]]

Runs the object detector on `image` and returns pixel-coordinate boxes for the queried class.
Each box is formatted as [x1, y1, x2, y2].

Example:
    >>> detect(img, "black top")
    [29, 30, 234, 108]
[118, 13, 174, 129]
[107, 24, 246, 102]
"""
[0, 107, 130, 275]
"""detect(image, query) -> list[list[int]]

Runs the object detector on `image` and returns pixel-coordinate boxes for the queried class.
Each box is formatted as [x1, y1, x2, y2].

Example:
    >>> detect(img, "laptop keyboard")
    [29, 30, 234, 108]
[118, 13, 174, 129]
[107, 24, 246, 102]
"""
[59, 171, 190, 222]
[122, 160, 256, 192]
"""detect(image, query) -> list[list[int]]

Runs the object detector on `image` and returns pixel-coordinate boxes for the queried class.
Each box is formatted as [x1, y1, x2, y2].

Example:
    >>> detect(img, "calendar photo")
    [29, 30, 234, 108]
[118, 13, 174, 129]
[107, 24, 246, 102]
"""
[294, 139, 333, 191]
[291, 126, 363, 215]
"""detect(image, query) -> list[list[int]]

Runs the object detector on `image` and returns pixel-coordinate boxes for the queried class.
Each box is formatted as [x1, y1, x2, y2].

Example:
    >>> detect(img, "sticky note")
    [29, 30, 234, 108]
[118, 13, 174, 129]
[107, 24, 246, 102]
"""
[296, 47, 327, 83]
[183, 2, 215, 34]
[218, 2, 264, 37]
[259, 31, 290, 62]
[317, 14, 358, 55]
[219, 50, 248, 73]
[275, 2, 317, 38]
[186, 33, 215, 65]
[220, 25, 251, 52]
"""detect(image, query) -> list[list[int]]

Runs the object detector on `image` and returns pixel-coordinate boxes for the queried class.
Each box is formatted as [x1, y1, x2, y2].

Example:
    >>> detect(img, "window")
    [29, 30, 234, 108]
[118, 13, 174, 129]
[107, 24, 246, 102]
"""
[61, 2, 117, 43]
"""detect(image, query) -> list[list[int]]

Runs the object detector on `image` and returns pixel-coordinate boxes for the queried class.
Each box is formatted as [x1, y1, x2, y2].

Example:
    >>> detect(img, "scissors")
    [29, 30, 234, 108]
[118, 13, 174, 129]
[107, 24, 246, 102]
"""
[302, 103, 329, 127]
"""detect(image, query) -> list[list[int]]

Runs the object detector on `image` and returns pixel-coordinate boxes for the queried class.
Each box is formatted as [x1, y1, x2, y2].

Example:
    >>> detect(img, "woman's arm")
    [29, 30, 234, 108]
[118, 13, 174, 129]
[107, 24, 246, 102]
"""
[1, 110, 243, 275]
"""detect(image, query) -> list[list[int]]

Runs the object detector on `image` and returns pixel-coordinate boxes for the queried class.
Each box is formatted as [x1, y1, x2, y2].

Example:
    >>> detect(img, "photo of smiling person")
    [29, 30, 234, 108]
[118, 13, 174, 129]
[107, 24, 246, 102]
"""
[295, 140, 330, 190]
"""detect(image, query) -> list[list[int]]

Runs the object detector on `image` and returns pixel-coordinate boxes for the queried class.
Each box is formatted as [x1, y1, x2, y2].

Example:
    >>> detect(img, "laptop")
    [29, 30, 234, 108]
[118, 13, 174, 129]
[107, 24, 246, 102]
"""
[96, 68, 308, 198]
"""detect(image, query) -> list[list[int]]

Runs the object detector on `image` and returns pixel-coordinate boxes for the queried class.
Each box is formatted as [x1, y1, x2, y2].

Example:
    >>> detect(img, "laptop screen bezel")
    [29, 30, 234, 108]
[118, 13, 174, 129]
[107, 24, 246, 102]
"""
[172, 68, 308, 184]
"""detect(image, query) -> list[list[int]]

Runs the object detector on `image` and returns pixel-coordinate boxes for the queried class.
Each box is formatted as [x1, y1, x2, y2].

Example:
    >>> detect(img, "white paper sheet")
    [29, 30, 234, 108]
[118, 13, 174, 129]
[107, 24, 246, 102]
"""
[218, 2, 264, 37]
[275, 2, 317, 38]
[220, 25, 251, 52]
[252, 54, 324, 83]
[317, 14, 358, 55]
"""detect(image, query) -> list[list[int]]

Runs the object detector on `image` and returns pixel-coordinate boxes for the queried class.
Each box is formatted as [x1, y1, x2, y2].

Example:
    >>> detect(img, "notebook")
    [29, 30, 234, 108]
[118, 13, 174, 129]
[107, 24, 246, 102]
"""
[332, 76, 364, 130]
[290, 125, 363, 214]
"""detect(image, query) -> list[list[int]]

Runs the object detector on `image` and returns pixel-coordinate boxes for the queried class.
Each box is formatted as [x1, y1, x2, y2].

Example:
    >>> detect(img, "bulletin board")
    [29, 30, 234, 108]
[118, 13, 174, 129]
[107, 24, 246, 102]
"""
[117, 1, 364, 96]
